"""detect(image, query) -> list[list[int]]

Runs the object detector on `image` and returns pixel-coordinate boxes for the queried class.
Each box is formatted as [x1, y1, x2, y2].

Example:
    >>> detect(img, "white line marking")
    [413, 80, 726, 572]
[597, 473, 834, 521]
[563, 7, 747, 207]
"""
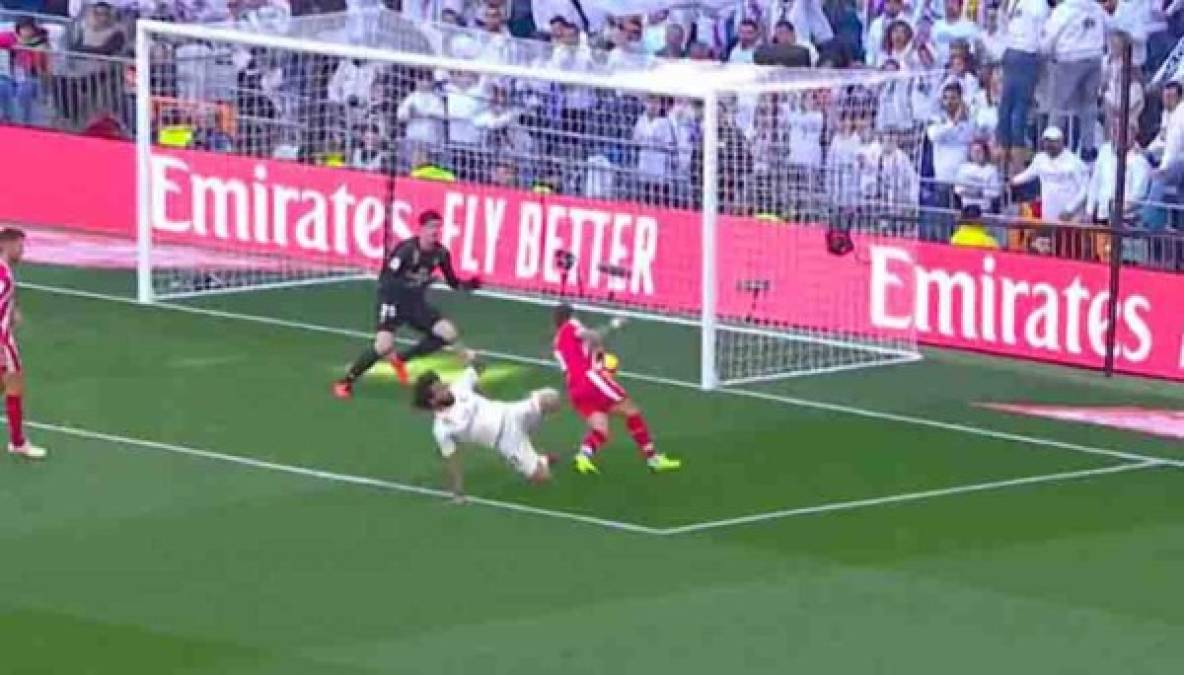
[656, 461, 1167, 535]
[16, 418, 662, 536]
[18, 282, 1184, 536]
[24, 282, 1183, 470]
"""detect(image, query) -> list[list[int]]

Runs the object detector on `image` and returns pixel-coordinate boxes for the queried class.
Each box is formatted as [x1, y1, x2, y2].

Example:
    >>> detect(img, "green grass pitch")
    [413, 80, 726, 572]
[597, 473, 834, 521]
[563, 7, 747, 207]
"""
[3, 264, 1183, 674]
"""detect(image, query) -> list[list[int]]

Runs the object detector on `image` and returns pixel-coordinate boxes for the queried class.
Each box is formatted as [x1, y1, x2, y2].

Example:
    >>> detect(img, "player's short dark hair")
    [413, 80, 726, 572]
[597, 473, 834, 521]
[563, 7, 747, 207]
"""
[1166, 82, 1183, 97]
[553, 303, 574, 326]
[0, 228, 27, 243]
[419, 210, 442, 228]
[738, 18, 759, 30]
[412, 371, 441, 410]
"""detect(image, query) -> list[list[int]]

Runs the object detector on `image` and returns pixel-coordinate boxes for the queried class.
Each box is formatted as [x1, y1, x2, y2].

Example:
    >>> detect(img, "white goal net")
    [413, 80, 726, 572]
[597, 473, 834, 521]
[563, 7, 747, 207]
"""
[135, 7, 923, 390]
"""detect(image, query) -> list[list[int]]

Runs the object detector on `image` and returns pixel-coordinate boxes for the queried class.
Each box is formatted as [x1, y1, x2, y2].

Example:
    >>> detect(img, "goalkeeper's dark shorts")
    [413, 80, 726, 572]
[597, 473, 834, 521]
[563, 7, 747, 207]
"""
[374, 286, 442, 333]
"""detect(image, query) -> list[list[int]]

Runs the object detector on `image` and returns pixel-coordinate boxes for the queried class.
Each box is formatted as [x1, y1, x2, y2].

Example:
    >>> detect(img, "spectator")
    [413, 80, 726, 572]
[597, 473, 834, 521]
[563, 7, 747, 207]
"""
[997, 0, 1049, 158]
[474, 79, 532, 160]
[69, 2, 124, 56]
[669, 96, 699, 205]
[726, 18, 763, 64]
[970, 65, 1001, 140]
[0, 16, 50, 126]
[745, 94, 787, 213]
[772, 19, 818, 63]
[1102, 0, 1149, 70]
[829, 111, 879, 210]
[930, 0, 979, 66]
[784, 90, 824, 172]
[396, 68, 446, 152]
[489, 156, 519, 188]
[876, 59, 915, 131]
[349, 125, 388, 170]
[941, 51, 980, 107]
[654, 21, 686, 58]
[1147, 80, 1181, 161]
[529, 0, 601, 36]
[976, 5, 1005, 65]
[605, 16, 649, 69]
[1101, 33, 1145, 123]
[444, 68, 486, 180]
[876, 129, 920, 205]
[950, 205, 1001, 248]
[327, 57, 383, 109]
[687, 41, 715, 60]
[1011, 126, 1089, 223]
[632, 93, 676, 204]
[924, 81, 973, 239]
[1042, 0, 1106, 158]
[866, 0, 910, 67]
[1086, 121, 1151, 224]
[192, 107, 234, 152]
[879, 19, 919, 68]
[954, 138, 1003, 212]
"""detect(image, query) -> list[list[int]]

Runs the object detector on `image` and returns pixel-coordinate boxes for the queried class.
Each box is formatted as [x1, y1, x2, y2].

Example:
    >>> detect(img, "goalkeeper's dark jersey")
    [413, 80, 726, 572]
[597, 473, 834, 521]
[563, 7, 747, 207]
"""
[379, 238, 462, 297]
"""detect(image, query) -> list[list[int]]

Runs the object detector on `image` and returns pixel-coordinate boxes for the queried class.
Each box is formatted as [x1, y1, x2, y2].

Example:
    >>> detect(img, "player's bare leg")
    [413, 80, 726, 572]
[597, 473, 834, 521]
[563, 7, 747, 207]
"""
[611, 399, 680, 473]
[3, 371, 46, 459]
[393, 319, 464, 386]
[573, 411, 610, 475]
[335, 329, 398, 398]
[525, 388, 561, 482]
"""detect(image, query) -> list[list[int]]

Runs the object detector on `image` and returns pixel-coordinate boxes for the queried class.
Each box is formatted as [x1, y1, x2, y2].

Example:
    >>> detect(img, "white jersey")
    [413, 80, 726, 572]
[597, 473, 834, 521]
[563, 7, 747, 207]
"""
[432, 368, 504, 457]
[432, 368, 546, 477]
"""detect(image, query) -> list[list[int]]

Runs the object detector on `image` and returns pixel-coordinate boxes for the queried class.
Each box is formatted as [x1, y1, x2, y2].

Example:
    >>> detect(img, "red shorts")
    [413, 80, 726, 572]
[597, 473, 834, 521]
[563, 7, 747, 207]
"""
[567, 369, 628, 418]
[0, 337, 19, 374]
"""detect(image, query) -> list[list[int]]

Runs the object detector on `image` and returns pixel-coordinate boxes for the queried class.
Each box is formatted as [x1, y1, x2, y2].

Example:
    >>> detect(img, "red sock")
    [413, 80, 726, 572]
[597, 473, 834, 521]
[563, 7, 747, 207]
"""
[580, 429, 607, 457]
[6, 395, 25, 448]
[626, 414, 654, 457]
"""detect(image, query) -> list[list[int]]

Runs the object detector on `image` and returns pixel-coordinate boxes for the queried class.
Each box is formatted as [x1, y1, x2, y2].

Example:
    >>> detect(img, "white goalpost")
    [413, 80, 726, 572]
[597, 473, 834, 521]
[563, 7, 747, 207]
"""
[134, 8, 924, 391]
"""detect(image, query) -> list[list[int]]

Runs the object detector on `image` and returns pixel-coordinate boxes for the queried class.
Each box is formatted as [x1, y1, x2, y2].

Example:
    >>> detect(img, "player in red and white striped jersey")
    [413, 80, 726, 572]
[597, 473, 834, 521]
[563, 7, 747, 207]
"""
[552, 304, 680, 475]
[0, 228, 46, 460]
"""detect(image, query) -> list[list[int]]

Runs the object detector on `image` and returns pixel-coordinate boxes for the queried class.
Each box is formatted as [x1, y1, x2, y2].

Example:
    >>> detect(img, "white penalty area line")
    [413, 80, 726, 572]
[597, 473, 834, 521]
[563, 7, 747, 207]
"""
[14, 418, 664, 536]
[7, 419, 1171, 537]
[659, 461, 1167, 535]
[21, 281, 1184, 472]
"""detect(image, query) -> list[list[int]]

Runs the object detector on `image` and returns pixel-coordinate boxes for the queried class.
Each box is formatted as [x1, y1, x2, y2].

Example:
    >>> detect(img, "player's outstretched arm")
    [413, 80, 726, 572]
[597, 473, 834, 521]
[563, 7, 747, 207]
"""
[580, 316, 627, 349]
[438, 249, 481, 291]
[445, 453, 466, 504]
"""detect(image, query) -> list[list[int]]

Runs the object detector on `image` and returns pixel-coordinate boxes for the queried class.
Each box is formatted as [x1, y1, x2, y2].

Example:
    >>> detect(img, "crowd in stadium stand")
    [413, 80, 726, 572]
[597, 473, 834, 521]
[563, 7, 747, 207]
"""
[1, 0, 1183, 267]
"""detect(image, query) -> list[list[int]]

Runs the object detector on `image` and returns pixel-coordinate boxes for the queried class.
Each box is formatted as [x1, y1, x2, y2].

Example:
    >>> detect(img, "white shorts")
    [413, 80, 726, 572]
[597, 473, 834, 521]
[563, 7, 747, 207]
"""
[495, 393, 547, 478]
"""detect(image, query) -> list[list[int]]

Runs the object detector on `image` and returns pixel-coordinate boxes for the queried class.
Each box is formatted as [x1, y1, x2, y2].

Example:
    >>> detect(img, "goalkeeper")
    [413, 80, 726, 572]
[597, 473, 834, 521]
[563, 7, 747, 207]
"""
[334, 210, 480, 398]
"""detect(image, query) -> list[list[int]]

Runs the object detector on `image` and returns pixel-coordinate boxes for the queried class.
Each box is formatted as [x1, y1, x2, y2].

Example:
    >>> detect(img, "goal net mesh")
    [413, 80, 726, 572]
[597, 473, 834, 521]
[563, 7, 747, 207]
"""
[137, 7, 924, 388]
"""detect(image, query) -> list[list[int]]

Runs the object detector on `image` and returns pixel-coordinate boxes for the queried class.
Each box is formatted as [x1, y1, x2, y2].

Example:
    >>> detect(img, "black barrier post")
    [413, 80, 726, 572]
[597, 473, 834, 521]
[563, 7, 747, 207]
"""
[1104, 36, 1134, 377]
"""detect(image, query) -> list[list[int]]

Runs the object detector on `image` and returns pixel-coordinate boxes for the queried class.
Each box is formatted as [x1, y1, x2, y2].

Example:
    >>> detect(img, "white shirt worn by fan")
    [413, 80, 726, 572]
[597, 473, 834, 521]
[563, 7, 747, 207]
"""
[1011, 150, 1090, 221]
[954, 162, 1003, 211]
[633, 113, 677, 181]
[397, 89, 447, 145]
[1086, 143, 1151, 220]
[782, 105, 824, 168]
[327, 60, 382, 107]
[446, 79, 487, 145]
[931, 16, 981, 65]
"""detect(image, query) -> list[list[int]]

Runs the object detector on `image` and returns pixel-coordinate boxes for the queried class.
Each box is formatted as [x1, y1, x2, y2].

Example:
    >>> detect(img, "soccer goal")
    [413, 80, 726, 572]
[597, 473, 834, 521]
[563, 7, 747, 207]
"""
[134, 7, 924, 390]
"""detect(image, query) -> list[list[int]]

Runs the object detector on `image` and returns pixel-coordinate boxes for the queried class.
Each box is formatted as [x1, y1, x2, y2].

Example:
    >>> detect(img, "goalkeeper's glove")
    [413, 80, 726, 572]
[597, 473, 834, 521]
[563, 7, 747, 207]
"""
[460, 276, 482, 291]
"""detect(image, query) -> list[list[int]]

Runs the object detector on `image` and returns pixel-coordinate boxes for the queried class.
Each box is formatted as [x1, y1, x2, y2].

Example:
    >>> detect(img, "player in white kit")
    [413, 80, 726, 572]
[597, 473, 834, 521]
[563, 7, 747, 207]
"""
[412, 351, 560, 501]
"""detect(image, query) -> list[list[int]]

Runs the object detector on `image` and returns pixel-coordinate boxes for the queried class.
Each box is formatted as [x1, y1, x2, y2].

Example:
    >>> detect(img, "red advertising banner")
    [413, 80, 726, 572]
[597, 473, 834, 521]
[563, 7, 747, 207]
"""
[1, 126, 1181, 381]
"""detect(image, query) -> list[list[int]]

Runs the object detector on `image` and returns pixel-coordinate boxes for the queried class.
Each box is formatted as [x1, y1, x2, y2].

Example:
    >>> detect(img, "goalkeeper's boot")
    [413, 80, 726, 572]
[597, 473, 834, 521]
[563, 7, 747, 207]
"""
[8, 442, 47, 460]
[573, 453, 600, 475]
[646, 453, 681, 473]
[390, 356, 410, 387]
[332, 379, 353, 400]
